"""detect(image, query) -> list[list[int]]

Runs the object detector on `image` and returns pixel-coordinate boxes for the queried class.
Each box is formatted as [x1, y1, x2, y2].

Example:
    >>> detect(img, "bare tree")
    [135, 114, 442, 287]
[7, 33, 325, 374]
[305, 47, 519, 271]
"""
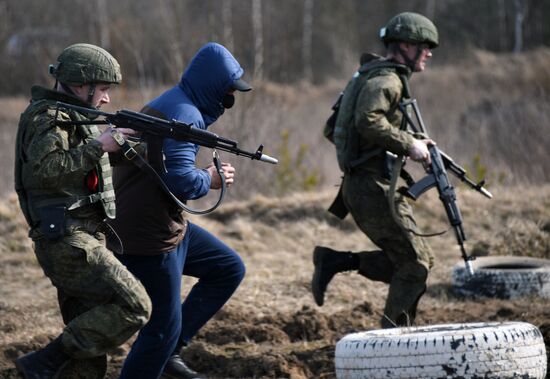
[425, 0, 436, 21]
[158, 0, 184, 76]
[252, 0, 264, 80]
[513, 0, 528, 52]
[302, 0, 314, 83]
[3, 0, 550, 95]
[96, 0, 110, 48]
[497, 0, 507, 51]
[208, 0, 220, 42]
[222, 0, 234, 52]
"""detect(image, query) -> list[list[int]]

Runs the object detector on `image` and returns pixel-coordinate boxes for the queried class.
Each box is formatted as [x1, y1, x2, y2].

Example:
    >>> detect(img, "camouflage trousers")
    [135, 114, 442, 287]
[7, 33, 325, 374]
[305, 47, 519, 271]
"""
[33, 229, 151, 377]
[342, 173, 434, 328]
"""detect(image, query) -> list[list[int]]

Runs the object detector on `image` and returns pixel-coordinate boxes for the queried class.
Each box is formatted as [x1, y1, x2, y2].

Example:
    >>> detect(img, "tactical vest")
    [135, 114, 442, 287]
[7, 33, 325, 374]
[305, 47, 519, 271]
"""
[330, 59, 411, 173]
[15, 97, 116, 227]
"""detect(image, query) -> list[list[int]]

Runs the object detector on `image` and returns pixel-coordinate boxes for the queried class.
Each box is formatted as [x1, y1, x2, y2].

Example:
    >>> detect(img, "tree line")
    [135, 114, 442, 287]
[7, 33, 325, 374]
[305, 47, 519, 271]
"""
[1, 0, 549, 95]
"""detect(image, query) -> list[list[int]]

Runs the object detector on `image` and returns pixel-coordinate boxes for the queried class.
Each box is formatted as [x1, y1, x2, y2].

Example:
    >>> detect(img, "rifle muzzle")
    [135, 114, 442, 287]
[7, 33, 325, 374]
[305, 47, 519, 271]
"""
[259, 154, 278, 164]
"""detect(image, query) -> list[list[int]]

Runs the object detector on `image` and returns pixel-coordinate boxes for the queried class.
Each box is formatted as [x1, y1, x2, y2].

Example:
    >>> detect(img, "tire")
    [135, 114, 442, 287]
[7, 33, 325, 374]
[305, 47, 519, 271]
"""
[452, 256, 550, 299]
[335, 322, 547, 379]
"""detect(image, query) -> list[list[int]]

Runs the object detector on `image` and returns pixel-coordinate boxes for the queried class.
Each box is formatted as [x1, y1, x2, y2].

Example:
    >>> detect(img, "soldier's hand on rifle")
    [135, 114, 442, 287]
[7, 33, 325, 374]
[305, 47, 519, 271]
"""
[96, 127, 137, 153]
[207, 162, 235, 189]
[409, 138, 435, 163]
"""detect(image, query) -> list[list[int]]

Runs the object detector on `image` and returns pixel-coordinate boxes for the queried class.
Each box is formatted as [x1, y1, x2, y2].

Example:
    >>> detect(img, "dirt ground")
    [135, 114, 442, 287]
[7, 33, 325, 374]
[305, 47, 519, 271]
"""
[0, 185, 549, 378]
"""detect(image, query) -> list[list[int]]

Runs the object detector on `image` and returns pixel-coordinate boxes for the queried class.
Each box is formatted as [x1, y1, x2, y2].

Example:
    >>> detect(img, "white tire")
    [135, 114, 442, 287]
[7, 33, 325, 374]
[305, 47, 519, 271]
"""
[452, 256, 550, 299]
[335, 322, 547, 379]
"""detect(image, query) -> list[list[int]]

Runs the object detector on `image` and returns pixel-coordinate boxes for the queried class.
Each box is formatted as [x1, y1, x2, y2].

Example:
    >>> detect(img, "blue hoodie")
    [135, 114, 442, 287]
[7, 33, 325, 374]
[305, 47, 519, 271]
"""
[146, 42, 245, 200]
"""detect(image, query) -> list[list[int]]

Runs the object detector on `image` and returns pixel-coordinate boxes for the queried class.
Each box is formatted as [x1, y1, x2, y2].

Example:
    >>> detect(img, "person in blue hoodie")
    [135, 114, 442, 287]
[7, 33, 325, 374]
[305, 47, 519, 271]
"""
[108, 42, 252, 379]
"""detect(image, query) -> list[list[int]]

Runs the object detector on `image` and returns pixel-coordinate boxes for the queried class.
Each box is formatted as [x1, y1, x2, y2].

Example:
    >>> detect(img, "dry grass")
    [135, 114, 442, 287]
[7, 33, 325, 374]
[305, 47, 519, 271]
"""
[1, 184, 549, 378]
[413, 48, 550, 185]
[1, 48, 550, 377]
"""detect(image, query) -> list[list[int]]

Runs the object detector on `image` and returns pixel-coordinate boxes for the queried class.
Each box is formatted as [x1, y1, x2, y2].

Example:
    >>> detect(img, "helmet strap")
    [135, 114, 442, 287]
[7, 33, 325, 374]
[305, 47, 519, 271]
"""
[397, 44, 423, 71]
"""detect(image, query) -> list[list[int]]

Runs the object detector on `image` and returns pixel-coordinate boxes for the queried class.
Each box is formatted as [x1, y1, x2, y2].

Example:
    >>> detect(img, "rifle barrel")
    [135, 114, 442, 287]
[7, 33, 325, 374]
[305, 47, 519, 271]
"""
[441, 154, 493, 199]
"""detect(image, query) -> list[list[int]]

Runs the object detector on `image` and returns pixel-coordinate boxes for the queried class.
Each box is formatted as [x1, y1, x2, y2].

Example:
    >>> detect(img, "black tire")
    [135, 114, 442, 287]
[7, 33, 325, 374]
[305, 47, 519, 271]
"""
[335, 322, 547, 379]
[452, 256, 550, 299]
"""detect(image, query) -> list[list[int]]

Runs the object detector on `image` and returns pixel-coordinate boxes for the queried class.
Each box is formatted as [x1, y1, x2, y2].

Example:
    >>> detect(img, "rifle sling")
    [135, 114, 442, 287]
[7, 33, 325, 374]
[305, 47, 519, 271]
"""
[118, 137, 226, 216]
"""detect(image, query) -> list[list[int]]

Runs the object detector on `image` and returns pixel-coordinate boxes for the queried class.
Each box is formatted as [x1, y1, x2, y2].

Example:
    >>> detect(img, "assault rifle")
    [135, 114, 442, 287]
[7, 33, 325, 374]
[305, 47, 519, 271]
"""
[54, 101, 277, 215]
[54, 101, 278, 165]
[398, 99, 492, 275]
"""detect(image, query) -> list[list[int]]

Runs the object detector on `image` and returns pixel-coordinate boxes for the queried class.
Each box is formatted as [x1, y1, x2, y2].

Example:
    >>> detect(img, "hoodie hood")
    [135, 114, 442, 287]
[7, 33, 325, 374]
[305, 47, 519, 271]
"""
[179, 42, 245, 126]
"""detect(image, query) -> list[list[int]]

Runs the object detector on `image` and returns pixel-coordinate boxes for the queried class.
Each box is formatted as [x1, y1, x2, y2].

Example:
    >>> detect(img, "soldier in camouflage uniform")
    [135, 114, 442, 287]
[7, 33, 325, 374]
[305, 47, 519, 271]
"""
[312, 13, 438, 328]
[14, 43, 151, 378]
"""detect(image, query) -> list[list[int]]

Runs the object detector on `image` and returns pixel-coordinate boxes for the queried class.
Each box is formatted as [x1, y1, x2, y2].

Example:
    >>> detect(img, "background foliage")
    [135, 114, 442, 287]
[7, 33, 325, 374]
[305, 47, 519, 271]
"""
[1, 0, 549, 95]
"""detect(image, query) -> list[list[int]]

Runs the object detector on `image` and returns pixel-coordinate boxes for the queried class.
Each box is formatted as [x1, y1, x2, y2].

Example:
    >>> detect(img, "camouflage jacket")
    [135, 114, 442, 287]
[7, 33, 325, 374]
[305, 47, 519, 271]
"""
[333, 56, 416, 175]
[14, 86, 115, 231]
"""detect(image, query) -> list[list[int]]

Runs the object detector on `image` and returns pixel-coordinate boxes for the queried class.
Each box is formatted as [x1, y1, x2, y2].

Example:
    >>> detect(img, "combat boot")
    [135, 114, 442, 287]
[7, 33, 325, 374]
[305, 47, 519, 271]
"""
[311, 246, 359, 306]
[161, 354, 205, 379]
[15, 336, 70, 379]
